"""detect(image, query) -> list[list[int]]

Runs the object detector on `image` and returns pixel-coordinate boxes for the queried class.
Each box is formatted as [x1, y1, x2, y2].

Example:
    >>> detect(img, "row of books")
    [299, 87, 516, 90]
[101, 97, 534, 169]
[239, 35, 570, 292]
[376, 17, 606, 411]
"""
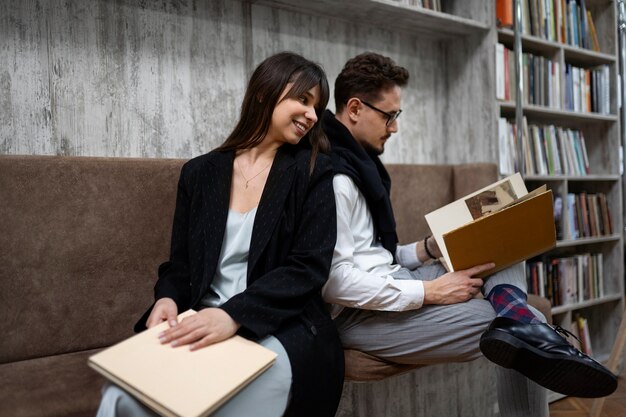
[554, 192, 613, 241]
[520, 53, 560, 108]
[527, 253, 604, 307]
[496, 44, 610, 114]
[498, 117, 589, 176]
[496, 0, 601, 52]
[496, 45, 561, 108]
[563, 64, 610, 114]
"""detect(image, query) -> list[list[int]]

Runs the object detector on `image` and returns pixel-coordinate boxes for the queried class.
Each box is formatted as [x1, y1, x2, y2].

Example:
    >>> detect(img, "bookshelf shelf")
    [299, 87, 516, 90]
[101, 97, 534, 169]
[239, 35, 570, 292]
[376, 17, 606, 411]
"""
[497, 28, 616, 65]
[524, 174, 621, 181]
[499, 102, 618, 124]
[253, 0, 489, 38]
[555, 234, 621, 248]
[551, 293, 623, 315]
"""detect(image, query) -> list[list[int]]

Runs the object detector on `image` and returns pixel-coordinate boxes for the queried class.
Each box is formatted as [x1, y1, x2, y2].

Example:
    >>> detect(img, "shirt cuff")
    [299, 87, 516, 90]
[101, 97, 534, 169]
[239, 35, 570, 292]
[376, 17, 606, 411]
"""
[391, 276, 425, 310]
[395, 242, 422, 270]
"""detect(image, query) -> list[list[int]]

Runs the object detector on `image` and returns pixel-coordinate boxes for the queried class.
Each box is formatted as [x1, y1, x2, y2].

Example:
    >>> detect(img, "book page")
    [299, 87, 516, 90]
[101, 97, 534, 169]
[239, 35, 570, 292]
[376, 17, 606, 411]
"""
[490, 184, 547, 213]
[464, 180, 519, 220]
[425, 173, 528, 271]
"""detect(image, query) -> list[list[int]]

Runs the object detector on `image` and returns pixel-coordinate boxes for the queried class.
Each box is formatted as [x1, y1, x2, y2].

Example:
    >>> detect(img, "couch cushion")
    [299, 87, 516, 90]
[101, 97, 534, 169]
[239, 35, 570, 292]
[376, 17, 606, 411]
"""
[344, 349, 421, 382]
[452, 163, 498, 199]
[0, 156, 185, 363]
[0, 349, 105, 417]
[386, 164, 454, 244]
[386, 163, 498, 244]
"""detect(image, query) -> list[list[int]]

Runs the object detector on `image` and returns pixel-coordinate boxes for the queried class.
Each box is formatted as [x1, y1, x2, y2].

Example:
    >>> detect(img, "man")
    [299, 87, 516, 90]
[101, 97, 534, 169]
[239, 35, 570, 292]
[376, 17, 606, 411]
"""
[321, 52, 617, 416]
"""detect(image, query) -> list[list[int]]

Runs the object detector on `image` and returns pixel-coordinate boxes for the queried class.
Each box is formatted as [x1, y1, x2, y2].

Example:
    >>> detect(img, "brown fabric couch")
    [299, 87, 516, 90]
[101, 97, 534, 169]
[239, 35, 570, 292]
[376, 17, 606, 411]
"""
[0, 155, 551, 416]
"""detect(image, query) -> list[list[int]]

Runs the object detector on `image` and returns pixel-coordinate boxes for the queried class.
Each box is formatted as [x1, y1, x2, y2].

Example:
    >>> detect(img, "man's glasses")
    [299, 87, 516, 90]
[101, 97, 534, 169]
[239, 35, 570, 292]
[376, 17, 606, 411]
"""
[361, 100, 402, 126]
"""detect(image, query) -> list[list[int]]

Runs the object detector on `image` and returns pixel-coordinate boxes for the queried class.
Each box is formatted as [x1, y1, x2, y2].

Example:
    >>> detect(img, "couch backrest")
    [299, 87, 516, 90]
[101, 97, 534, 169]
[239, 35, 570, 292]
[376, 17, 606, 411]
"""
[387, 163, 498, 244]
[0, 156, 497, 363]
[0, 155, 185, 363]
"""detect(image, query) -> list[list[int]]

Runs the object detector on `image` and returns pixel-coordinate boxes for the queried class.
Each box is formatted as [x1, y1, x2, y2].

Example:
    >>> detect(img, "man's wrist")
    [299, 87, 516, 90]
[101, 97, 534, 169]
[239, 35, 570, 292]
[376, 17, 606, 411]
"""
[424, 235, 437, 260]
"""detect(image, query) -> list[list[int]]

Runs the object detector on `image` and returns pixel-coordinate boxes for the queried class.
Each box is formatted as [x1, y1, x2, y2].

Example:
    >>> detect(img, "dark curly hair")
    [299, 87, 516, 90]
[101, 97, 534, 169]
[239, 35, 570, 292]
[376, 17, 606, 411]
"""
[334, 52, 409, 112]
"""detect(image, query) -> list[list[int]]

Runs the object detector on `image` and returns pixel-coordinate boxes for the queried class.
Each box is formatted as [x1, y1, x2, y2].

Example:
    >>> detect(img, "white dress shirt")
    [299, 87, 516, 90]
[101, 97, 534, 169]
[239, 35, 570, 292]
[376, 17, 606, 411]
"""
[322, 174, 426, 318]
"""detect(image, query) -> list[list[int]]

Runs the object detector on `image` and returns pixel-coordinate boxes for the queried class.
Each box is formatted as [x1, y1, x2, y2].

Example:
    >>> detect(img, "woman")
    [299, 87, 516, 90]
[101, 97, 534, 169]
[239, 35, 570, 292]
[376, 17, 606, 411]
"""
[96, 52, 344, 417]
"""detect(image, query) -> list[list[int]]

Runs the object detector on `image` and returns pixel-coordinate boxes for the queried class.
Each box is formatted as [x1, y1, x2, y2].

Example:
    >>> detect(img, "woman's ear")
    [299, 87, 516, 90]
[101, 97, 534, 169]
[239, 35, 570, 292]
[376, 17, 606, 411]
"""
[346, 98, 361, 122]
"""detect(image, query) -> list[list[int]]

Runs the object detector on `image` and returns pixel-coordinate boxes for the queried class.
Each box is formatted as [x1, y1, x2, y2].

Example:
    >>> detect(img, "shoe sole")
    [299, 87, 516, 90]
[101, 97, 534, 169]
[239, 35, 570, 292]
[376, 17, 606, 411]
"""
[480, 329, 617, 398]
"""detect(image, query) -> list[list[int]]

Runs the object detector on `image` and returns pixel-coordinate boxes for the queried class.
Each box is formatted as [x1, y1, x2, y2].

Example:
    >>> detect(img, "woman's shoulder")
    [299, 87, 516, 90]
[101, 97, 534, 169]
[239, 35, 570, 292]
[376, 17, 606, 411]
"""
[289, 146, 332, 176]
[182, 150, 230, 171]
[175, 151, 231, 188]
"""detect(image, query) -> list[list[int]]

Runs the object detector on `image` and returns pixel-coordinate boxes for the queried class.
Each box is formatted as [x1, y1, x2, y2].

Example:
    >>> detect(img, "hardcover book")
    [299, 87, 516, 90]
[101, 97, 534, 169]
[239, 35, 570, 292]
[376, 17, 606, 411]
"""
[425, 173, 556, 278]
[88, 310, 277, 417]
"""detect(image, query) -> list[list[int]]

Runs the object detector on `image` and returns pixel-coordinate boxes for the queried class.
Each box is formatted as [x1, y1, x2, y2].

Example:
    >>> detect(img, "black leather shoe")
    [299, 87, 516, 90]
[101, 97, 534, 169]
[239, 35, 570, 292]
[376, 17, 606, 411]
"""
[480, 317, 618, 398]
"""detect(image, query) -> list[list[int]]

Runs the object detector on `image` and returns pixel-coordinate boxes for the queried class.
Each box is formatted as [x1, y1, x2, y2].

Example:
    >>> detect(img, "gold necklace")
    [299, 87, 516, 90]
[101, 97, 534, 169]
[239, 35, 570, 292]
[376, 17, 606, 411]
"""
[236, 158, 271, 189]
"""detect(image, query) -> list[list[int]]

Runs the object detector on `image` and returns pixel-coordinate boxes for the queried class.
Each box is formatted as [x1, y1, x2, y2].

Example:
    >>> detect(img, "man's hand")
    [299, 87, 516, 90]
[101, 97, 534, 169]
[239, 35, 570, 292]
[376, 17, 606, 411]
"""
[157, 308, 241, 351]
[422, 263, 494, 305]
[146, 297, 178, 329]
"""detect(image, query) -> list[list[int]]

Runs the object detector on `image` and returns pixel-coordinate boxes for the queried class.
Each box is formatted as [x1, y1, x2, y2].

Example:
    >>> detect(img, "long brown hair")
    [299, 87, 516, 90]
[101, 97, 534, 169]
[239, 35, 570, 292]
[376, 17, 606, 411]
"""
[216, 52, 330, 172]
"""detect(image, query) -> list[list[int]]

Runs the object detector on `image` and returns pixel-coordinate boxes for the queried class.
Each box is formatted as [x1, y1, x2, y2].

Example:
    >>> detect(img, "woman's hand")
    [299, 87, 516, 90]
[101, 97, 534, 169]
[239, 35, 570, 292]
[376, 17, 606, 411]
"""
[423, 263, 494, 305]
[146, 297, 178, 329]
[158, 308, 241, 351]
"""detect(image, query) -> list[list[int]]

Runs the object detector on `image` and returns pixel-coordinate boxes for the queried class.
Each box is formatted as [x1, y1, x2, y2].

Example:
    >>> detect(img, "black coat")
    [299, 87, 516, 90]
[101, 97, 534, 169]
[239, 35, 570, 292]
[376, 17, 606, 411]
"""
[136, 145, 344, 417]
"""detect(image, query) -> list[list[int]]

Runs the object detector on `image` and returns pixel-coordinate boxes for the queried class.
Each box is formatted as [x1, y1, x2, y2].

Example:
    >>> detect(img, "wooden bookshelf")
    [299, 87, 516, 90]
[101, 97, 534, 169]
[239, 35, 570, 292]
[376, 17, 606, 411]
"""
[497, 0, 624, 369]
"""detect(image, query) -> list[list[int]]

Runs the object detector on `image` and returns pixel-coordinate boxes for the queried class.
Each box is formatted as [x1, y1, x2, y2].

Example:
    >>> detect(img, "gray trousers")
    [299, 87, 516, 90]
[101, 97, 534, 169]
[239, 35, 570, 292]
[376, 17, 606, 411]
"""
[335, 262, 549, 417]
[95, 335, 292, 417]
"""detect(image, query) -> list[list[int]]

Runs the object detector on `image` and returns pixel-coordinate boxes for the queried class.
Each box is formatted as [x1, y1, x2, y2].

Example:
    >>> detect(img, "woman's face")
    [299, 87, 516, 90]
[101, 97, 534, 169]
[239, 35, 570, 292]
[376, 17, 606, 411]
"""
[265, 83, 321, 146]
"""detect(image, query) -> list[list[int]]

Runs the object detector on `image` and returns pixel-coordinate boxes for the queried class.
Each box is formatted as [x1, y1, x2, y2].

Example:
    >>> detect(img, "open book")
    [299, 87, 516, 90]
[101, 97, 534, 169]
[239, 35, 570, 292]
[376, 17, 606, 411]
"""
[425, 173, 556, 278]
[88, 310, 277, 417]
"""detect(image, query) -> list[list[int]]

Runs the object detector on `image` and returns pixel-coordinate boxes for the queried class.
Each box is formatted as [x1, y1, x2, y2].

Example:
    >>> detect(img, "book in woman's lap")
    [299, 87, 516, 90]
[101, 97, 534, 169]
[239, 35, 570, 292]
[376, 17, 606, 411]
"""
[88, 310, 277, 417]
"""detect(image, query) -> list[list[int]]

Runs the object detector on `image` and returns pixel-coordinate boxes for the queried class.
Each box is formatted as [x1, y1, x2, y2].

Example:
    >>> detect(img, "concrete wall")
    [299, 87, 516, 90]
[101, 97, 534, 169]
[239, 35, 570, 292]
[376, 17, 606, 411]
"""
[1, 0, 497, 165]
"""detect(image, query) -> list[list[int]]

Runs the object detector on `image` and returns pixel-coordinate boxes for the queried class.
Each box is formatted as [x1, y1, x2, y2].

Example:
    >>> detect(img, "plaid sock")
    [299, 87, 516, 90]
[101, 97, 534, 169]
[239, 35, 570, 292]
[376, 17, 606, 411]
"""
[486, 284, 541, 324]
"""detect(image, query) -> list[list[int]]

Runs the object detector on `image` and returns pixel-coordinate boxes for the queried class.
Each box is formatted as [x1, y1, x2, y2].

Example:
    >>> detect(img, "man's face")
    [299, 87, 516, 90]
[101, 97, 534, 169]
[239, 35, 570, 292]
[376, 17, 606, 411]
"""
[353, 85, 402, 155]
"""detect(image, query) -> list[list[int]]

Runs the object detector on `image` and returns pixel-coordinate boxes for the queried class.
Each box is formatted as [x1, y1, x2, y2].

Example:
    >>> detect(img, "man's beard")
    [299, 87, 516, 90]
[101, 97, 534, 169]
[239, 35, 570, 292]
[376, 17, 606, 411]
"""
[358, 139, 384, 156]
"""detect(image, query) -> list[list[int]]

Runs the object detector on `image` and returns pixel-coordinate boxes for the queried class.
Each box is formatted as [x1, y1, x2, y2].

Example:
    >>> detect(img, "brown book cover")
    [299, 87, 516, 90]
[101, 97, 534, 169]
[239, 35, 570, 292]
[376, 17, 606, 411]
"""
[88, 310, 277, 417]
[598, 193, 612, 235]
[442, 189, 556, 278]
[578, 193, 589, 237]
[588, 194, 599, 237]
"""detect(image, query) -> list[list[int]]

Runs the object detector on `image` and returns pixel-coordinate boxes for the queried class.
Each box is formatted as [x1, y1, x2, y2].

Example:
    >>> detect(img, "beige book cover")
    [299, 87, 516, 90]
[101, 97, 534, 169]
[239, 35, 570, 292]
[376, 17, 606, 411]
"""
[88, 310, 277, 417]
[425, 173, 556, 278]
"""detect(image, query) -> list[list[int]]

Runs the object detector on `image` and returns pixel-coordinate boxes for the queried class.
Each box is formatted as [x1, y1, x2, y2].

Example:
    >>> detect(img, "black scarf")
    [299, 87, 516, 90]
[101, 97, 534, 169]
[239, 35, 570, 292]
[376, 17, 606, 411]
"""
[322, 110, 398, 257]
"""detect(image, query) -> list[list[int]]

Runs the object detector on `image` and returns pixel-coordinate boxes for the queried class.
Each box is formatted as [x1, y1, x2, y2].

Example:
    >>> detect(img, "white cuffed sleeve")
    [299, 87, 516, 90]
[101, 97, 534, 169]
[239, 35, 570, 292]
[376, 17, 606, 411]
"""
[395, 242, 422, 270]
